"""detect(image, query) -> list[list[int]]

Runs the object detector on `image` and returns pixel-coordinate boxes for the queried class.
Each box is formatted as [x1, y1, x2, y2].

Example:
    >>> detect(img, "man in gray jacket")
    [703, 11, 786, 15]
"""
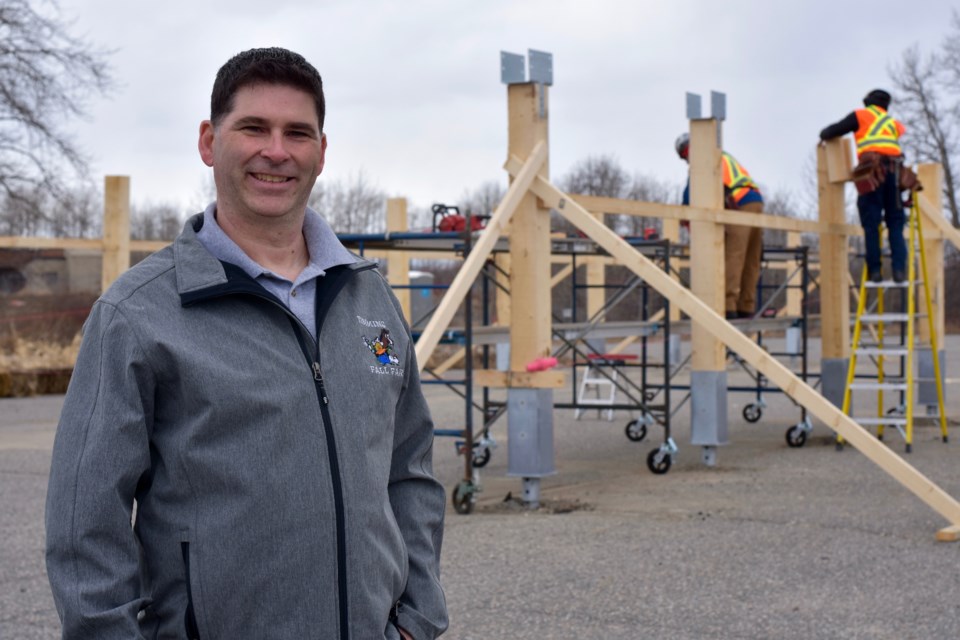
[45, 47, 447, 639]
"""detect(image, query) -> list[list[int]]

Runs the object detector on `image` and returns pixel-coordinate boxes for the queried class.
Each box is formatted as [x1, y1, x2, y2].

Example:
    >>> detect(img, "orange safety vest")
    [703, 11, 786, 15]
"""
[854, 106, 905, 157]
[721, 152, 759, 204]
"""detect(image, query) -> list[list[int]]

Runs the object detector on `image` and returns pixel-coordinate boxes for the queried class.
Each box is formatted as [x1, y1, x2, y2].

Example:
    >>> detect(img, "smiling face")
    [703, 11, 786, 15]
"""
[198, 82, 326, 227]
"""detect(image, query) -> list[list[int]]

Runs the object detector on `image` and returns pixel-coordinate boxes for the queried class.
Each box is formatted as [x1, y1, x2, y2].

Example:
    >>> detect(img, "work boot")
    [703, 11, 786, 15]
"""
[725, 311, 738, 320]
[893, 269, 906, 284]
[868, 269, 883, 283]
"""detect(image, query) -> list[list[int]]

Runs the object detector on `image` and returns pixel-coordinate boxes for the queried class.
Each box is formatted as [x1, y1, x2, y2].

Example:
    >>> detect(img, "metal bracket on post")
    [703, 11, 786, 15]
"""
[501, 49, 554, 119]
[686, 89, 726, 147]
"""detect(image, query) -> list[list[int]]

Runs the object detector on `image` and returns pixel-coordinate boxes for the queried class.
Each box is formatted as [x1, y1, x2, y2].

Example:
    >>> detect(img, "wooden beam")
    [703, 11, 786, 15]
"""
[817, 144, 850, 360]
[550, 263, 574, 288]
[473, 369, 566, 389]
[569, 194, 863, 236]
[0, 237, 103, 250]
[522, 170, 960, 534]
[785, 231, 802, 317]
[916, 165, 945, 343]
[918, 189, 960, 252]
[386, 198, 411, 322]
[507, 82, 552, 371]
[688, 119, 725, 370]
[101, 176, 131, 292]
[826, 137, 854, 184]
[414, 141, 547, 369]
[937, 525, 960, 542]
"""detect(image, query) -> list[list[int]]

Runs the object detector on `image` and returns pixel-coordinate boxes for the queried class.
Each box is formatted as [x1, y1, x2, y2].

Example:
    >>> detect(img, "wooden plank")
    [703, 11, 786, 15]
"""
[569, 194, 863, 236]
[386, 198, 411, 322]
[550, 263, 574, 288]
[661, 218, 682, 323]
[414, 141, 547, 369]
[817, 144, 850, 359]
[0, 237, 103, 250]
[918, 186, 960, 251]
[473, 369, 566, 389]
[102, 176, 131, 292]
[688, 119, 725, 371]
[517, 168, 960, 532]
[936, 525, 960, 542]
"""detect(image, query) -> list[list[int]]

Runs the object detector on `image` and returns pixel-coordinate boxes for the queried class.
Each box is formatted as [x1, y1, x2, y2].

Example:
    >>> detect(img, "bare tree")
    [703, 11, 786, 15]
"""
[457, 180, 504, 218]
[561, 154, 630, 198]
[0, 0, 113, 208]
[0, 182, 100, 237]
[888, 45, 960, 227]
[130, 201, 183, 241]
[309, 170, 386, 233]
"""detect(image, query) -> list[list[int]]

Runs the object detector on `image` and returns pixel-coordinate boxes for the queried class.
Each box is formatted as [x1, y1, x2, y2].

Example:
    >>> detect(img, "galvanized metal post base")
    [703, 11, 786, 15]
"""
[820, 358, 849, 409]
[918, 348, 946, 410]
[522, 477, 541, 509]
[690, 371, 728, 467]
[507, 388, 555, 507]
[701, 445, 717, 466]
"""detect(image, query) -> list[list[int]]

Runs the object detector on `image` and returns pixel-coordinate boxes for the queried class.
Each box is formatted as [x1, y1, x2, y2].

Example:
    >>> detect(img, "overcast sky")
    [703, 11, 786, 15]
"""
[58, 0, 957, 217]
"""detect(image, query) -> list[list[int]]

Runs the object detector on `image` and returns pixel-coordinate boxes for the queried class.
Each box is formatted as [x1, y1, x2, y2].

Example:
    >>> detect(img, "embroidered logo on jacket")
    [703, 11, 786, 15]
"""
[362, 328, 404, 377]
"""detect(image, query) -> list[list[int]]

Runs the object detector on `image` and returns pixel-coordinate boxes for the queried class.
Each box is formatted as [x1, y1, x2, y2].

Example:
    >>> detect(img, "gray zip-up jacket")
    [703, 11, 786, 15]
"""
[45, 214, 448, 639]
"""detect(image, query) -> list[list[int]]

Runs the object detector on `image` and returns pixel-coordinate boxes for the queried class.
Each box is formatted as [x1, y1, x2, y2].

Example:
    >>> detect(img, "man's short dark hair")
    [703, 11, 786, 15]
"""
[210, 47, 325, 130]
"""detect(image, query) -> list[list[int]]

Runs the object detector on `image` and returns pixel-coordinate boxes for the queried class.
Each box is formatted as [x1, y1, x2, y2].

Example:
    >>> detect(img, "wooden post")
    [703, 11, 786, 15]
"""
[386, 198, 411, 322]
[586, 214, 606, 322]
[661, 218, 681, 323]
[688, 119, 725, 370]
[101, 176, 131, 293]
[916, 164, 944, 343]
[786, 231, 802, 317]
[817, 140, 850, 407]
[687, 118, 727, 463]
[916, 164, 946, 410]
[507, 82, 552, 370]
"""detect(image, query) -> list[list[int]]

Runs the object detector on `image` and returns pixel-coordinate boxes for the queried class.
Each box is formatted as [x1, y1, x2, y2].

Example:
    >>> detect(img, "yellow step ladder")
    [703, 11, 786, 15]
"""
[840, 195, 948, 452]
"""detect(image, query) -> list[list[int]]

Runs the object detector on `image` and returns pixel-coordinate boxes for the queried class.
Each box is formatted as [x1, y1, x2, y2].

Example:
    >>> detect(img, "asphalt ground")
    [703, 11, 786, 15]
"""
[3, 336, 960, 639]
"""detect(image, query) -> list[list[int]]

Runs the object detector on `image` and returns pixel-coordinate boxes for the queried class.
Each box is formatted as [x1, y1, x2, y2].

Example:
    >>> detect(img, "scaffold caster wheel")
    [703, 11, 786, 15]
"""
[451, 481, 475, 515]
[743, 403, 762, 423]
[785, 425, 807, 448]
[647, 448, 672, 475]
[472, 446, 491, 468]
[625, 419, 648, 442]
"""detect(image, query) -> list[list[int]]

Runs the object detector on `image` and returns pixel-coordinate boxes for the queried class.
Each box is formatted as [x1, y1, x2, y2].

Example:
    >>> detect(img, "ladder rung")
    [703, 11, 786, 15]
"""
[854, 417, 907, 426]
[854, 347, 909, 357]
[863, 281, 912, 289]
[859, 313, 911, 323]
[849, 381, 908, 391]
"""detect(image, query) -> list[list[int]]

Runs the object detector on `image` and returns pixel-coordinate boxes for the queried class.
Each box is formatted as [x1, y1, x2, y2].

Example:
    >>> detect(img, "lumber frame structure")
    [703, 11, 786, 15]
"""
[412, 75, 960, 539]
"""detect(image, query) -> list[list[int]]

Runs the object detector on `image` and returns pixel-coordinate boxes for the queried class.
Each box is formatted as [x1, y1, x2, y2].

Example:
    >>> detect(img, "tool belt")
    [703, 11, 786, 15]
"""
[851, 152, 891, 195]
[852, 153, 919, 195]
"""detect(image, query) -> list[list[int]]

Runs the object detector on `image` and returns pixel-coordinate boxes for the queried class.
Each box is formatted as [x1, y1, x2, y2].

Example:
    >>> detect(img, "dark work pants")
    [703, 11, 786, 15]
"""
[857, 167, 906, 274]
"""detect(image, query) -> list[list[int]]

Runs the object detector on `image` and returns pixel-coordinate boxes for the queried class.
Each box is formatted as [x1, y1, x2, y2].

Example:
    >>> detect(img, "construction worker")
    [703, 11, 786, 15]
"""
[676, 133, 765, 320]
[820, 89, 907, 283]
